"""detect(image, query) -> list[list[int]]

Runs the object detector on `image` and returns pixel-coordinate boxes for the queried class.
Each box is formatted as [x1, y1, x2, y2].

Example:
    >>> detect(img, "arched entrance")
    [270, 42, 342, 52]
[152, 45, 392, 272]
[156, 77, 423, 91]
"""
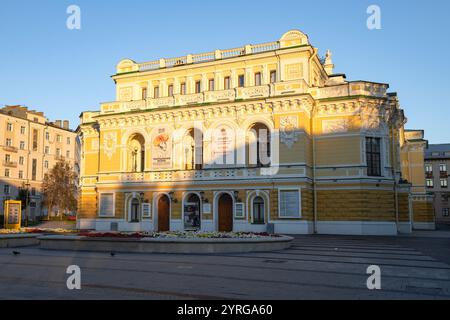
[157, 195, 170, 232]
[218, 193, 233, 232]
[183, 193, 201, 230]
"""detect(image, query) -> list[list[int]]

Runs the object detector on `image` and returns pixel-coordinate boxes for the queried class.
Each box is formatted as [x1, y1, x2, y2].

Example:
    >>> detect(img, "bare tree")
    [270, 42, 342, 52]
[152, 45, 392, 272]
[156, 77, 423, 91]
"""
[42, 160, 78, 220]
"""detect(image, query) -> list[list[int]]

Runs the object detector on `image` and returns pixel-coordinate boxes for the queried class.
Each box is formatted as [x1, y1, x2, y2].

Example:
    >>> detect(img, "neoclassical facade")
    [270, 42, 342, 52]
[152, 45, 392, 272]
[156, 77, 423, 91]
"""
[77, 30, 434, 235]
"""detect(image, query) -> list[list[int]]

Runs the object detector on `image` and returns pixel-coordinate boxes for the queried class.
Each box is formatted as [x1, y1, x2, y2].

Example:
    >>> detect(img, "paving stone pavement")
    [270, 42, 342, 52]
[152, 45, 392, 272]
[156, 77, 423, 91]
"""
[0, 234, 449, 300]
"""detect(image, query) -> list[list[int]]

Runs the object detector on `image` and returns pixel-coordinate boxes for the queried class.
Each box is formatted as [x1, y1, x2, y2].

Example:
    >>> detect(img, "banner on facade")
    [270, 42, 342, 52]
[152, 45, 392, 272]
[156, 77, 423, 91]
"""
[152, 127, 172, 169]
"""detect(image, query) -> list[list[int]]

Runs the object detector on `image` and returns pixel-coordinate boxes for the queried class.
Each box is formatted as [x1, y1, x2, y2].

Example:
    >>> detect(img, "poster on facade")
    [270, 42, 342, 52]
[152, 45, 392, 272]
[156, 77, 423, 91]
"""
[152, 127, 172, 169]
[4, 200, 22, 230]
[184, 203, 201, 230]
[212, 127, 234, 165]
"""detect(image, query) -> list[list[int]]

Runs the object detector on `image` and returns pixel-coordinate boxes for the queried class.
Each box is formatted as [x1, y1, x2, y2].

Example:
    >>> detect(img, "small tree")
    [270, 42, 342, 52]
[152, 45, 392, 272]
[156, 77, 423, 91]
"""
[42, 160, 78, 220]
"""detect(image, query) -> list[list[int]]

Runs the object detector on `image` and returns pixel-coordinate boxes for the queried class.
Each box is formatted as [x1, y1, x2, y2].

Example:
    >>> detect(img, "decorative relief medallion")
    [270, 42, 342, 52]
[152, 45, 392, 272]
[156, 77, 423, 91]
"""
[279, 116, 299, 149]
[322, 119, 349, 134]
[103, 132, 117, 159]
[119, 87, 133, 101]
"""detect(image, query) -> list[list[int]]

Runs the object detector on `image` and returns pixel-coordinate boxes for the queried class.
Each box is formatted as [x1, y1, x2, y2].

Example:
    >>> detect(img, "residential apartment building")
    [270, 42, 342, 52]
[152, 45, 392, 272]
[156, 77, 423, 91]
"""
[424, 144, 450, 224]
[0, 105, 79, 219]
[77, 29, 433, 235]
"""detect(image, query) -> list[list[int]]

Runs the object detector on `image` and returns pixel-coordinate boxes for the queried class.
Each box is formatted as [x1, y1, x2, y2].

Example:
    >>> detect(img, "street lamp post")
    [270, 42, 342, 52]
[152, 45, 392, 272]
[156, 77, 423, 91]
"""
[25, 182, 30, 227]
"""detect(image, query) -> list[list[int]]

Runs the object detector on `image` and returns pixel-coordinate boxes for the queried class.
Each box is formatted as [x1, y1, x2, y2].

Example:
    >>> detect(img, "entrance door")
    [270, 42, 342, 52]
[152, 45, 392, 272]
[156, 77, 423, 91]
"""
[130, 198, 140, 222]
[218, 193, 233, 232]
[157, 195, 170, 231]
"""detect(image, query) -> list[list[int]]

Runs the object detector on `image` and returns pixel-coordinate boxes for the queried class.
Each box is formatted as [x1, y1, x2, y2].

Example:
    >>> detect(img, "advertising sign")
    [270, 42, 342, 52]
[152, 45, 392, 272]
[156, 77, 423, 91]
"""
[4, 200, 22, 230]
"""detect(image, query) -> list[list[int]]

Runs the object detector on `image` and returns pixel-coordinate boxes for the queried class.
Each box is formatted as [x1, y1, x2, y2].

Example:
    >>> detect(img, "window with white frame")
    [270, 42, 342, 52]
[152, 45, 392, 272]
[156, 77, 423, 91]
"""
[441, 179, 448, 188]
[279, 189, 301, 218]
[426, 179, 434, 188]
[20, 126, 25, 134]
[425, 163, 433, 174]
[99, 193, 114, 217]
[440, 164, 447, 173]
[234, 202, 245, 218]
[443, 208, 449, 217]
[142, 203, 151, 218]
[7, 123, 13, 131]
[20, 141, 25, 150]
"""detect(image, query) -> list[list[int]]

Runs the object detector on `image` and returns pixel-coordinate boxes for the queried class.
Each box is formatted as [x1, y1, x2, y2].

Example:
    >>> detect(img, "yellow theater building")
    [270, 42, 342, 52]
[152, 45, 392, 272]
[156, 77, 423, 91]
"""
[77, 30, 434, 235]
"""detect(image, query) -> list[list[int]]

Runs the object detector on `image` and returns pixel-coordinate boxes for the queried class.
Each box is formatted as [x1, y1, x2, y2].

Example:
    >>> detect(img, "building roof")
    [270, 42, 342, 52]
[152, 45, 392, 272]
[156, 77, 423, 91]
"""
[425, 144, 450, 160]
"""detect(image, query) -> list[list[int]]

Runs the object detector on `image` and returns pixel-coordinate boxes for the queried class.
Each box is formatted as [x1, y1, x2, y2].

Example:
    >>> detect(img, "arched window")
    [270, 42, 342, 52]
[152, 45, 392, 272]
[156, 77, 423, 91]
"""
[247, 123, 270, 167]
[183, 128, 203, 170]
[128, 134, 145, 172]
[252, 196, 265, 224]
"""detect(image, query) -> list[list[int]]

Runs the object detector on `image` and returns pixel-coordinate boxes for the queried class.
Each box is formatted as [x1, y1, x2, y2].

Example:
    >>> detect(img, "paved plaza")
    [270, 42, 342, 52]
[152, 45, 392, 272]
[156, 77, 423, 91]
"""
[0, 233, 449, 300]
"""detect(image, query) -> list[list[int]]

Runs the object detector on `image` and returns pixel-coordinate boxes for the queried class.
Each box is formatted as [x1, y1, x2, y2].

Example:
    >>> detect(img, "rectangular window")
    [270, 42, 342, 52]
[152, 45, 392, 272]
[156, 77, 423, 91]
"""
[443, 208, 450, 217]
[4, 185, 10, 195]
[7, 123, 13, 131]
[45, 146, 49, 154]
[168, 84, 174, 96]
[366, 137, 381, 177]
[6, 138, 12, 147]
[57, 135, 62, 142]
[5, 154, 10, 162]
[440, 164, 447, 173]
[20, 141, 25, 150]
[180, 82, 186, 95]
[32, 159, 37, 181]
[238, 75, 245, 87]
[66, 150, 70, 158]
[56, 148, 61, 157]
[425, 164, 433, 173]
[142, 87, 147, 100]
[153, 86, 160, 98]
[426, 179, 434, 188]
[44, 160, 49, 169]
[279, 189, 301, 218]
[224, 76, 231, 90]
[208, 79, 215, 91]
[18, 171, 23, 179]
[19, 156, 24, 165]
[270, 70, 277, 83]
[142, 203, 152, 218]
[45, 132, 50, 140]
[254, 72, 262, 86]
[32, 129, 38, 151]
[20, 126, 25, 134]
[441, 179, 448, 188]
[99, 193, 114, 217]
[195, 81, 201, 93]
[67, 137, 71, 145]
[5, 169, 10, 177]
[234, 203, 245, 218]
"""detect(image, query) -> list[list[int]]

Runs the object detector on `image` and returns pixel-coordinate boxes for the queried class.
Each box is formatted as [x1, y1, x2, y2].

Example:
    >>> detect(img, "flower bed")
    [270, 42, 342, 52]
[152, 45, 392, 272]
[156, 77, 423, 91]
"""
[77, 231, 281, 239]
[0, 228, 77, 235]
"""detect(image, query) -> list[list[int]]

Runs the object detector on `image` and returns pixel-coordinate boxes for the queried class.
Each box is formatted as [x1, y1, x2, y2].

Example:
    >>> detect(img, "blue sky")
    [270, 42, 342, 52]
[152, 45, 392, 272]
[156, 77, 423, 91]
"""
[0, 0, 449, 143]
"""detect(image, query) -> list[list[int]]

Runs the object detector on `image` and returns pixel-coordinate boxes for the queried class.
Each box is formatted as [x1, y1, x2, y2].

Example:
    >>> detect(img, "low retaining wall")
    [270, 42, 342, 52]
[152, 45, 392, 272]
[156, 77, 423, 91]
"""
[39, 235, 293, 253]
[0, 234, 40, 248]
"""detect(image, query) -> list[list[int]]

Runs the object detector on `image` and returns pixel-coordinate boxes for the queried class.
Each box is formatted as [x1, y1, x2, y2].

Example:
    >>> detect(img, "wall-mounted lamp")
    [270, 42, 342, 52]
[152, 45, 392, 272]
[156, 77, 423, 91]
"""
[199, 191, 209, 203]
[169, 191, 178, 203]
[233, 191, 241, 202]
